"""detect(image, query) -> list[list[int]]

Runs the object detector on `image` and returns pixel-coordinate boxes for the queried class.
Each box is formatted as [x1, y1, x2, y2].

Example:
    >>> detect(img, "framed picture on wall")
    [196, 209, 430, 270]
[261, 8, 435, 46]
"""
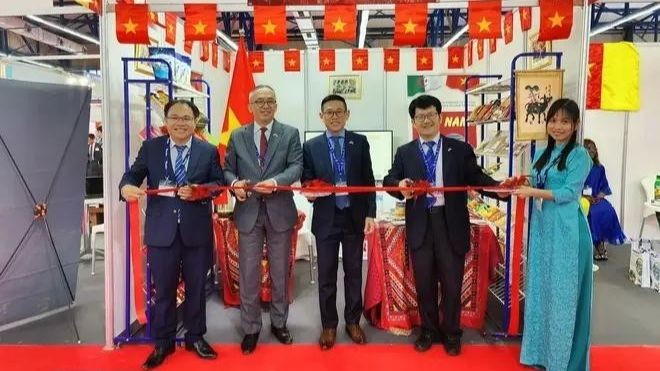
[328, 75, 361, 100]
[527, 32, 553, 70]
[134, 38, 158, 76]
[515, 69, 564, 141]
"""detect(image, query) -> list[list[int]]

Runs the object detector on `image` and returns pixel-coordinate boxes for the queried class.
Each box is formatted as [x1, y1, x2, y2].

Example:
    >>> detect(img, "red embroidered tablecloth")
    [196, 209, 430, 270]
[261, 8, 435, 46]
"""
[214, 212, 305, 307]
[363, 221, 501, 335]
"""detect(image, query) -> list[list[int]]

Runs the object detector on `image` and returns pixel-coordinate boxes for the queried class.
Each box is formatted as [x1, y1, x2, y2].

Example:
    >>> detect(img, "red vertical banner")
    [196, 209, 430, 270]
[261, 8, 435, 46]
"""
[223, 49, 231, 72]
[211, 42, 219, 68]
[165, 12, 177, 46]
[200, 41, 210, 62]
[467, 41, 473, 66]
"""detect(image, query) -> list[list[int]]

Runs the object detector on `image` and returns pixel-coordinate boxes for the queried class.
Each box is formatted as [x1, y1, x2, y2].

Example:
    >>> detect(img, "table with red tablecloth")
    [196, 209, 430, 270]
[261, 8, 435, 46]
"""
[363, 221, 502, 335]
[213, 212, 305, 307]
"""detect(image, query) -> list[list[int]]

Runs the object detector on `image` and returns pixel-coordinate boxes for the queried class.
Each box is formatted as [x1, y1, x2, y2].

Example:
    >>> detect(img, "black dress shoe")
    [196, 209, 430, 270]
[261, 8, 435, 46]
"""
[443, 335, 462, 356]
[270, 325, 293, 345]
[142, 345, 175, 369]
[414, 331, 434, 352]
[241, 333, 259, 355]
[185, 339, 217, 359]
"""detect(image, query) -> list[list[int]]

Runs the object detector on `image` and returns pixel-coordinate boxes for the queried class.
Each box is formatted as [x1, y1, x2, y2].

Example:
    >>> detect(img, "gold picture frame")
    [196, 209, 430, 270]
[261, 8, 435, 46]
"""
[133, 37, 158, 76]
[328, 75, 361, 100]
[515, 69, 564, 141]
[527, 32, 553, 70]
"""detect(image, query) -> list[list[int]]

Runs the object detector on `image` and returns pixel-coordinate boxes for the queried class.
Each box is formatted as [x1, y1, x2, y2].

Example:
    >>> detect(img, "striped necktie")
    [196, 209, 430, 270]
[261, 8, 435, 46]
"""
[174, 145, 187, 186]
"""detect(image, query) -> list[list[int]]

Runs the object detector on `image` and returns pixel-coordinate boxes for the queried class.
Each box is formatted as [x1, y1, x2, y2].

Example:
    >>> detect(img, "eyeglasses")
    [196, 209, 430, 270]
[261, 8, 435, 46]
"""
[322, 110, 346, 118]
[166, 116, 195, 123]
[413, 112, 439, 123]
[251, 99, 277, 107]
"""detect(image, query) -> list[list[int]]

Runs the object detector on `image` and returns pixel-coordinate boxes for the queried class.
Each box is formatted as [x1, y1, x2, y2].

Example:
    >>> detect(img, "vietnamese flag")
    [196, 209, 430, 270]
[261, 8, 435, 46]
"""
[416, 48, 433, 71]
[352, 49, 369, 71]
[184, 4, 217, 41]
[519, 6, 532, 31]
[218, 37, 256, 203]
[468, 0, 502, 39]
[149, 11, 162, 27]
[75, 0, 102, 15]
[254, 6, 287, 45]
[447, 46, 464, 69]
[586, 42, 640, 111]
[393, 3, 428, 47]
[165, 13, 177, 45]
[212, 43, 219, 68]
[446, 75, 480, 92]
[319, 49, 336, 72]
[467, 41, 473, 67]
[184, 40, 193, 54]
[384, 48, 400, 72]
[538, 0, 574, 41]
[284, 50, 301, 72]
[324, 5, 356, 42]
[200, 41, 210, 62]
[116, 3, 150, 44]
[249, 51, 265, 73]
[489, 38, 497, 54]
[504, 11, 514, 44]
[223, 49, 231, 72]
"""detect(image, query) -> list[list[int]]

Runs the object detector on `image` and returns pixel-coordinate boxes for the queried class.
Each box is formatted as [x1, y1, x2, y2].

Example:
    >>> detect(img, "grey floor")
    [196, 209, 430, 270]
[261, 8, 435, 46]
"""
[1, 242, 659, 346]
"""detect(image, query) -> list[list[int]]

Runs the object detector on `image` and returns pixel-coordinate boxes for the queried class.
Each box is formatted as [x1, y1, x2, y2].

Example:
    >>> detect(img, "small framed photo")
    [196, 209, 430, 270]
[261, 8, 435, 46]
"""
[515, 69, 564, 141]
[134, 37, 158, 76]
[527, 32, 553, 70]
[328, 75, 361, 100]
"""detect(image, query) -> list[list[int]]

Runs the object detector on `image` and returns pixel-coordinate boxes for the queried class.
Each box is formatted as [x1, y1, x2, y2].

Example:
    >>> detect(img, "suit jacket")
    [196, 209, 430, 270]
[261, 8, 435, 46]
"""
[119, 135, 225, 248]
[86, 142, 103, 177]
[224, 120, 303, 233]
[302, 130, 376, 239]
[383, 135, 501, 254]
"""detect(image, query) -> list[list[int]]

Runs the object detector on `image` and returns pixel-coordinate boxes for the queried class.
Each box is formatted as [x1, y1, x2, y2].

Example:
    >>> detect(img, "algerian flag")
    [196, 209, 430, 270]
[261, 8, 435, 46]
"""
[407, 75, 444, 97]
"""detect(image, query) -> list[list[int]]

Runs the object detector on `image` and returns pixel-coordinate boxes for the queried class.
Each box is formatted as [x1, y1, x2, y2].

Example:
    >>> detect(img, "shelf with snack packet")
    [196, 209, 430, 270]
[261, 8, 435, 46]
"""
[467, 96, 511, 126]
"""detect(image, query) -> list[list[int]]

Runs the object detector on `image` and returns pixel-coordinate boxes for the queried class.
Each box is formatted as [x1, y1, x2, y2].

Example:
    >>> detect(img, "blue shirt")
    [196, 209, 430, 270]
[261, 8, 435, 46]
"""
[418, 134, 444, 206]
[169, 136, 192, 174]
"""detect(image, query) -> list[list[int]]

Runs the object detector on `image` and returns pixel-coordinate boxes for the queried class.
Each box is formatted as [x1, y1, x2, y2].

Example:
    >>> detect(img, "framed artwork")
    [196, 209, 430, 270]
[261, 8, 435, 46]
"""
[527, 32, 553, 70]
[515, 69, 564, 141]
[133, 37, 158, 76]
[328, 75, 361, 100]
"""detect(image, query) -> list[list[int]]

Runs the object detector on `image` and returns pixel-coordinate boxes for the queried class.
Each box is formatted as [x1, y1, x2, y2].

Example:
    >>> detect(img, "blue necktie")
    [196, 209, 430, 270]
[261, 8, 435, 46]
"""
[174, 145, 187, 186]
[331, 136, 349, 209]
[423, 141, 437, 208]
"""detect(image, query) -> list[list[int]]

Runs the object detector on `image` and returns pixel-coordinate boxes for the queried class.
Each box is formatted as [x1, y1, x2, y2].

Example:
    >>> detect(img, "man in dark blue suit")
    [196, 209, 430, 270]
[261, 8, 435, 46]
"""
[302, 94, 376, 350]
[120, 100, 224, 369]
[384, 95, 506, 356]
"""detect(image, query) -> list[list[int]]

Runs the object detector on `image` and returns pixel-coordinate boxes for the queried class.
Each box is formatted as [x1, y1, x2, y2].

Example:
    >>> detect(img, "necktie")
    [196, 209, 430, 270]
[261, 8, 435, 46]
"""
[423, 141, 437, 208]
[331, 136, 349, 209]
[174, 145, 187, 186]
[259, 127, 268, 167]
[89, 144, 94, 159]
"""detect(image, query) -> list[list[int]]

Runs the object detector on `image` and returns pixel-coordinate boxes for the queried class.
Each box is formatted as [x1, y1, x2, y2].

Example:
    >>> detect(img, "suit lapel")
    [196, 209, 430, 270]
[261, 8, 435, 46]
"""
[344, 131, 353, 182]
[411, 140, 426, 179]
[262, 121, 283, 171]
[316, 135, 334, 182]
[242, 124, 261, 170]
[186, 137, 201, 179]
[441, 136, 452, 185]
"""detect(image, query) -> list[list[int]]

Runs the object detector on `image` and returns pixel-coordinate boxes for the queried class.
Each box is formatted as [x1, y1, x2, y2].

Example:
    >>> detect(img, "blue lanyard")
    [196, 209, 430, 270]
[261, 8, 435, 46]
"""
[418, 139, 441, 184]
[164, 138, 191, 179]
[327, 136, 346, 178]
[536, 155, 561, 189]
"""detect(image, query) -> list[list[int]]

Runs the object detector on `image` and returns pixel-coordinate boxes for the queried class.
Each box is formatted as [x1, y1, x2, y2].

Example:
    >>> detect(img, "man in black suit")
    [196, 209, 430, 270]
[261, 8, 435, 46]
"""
[384, 95, 504, 356]
[120, 100, 224, 369]
[86, 133, 103, 177]
[302, 94, 376, 350]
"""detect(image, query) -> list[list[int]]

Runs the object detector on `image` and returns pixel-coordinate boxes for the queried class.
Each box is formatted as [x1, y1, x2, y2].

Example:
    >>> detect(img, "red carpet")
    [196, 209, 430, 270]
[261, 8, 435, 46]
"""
[0, 344, 658, 370]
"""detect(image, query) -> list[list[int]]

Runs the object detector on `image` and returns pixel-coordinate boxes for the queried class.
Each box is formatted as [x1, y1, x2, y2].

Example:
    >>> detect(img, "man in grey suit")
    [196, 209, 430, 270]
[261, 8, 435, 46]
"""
[224, 85, 303, 355]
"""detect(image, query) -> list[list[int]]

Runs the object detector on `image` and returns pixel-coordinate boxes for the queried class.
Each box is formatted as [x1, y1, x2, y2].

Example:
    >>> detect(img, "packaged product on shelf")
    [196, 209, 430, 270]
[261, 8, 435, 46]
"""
[650, 250, 660, 292]
[629, 239, 652, 288]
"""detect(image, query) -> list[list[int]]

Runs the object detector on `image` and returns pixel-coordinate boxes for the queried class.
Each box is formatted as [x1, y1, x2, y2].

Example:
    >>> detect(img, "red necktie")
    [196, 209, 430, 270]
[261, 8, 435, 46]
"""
[259, 127, 268, 167]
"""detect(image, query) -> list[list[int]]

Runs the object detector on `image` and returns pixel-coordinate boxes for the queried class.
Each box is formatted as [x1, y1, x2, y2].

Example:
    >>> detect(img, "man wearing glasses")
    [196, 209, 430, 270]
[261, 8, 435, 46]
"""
[223, 85, 303, 354]
[301, 94, 376, 350]
[384, 95, 505, 357]
[119, 100, 224, 369]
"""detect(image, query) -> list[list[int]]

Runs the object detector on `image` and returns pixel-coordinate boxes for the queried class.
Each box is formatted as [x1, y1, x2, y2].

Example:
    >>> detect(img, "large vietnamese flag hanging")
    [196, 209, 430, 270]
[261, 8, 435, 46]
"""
[393, 3, 428, 46]
[468, 0, 502, 39]
[116, 3, 150, 44]
[254, 6, 287, 45]
[324, 5, 357, 42]
[184, 4, 217, 41]
[538, 0, 573, 41]
[218, 37, 255, 202]
[586, 42, 639, 111]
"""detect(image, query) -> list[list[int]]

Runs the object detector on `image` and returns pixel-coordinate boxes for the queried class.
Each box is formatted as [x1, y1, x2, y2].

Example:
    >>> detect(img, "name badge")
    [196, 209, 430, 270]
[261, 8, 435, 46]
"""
[535, 198, 543, 211]
[159, 178, 176, 198]
[582, 187, 592, 196]
[335, 181, 348, 196]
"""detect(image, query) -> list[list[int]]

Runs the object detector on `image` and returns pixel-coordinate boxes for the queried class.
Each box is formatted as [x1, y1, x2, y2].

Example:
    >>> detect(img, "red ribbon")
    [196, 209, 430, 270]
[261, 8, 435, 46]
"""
[507, 196, 526, 335]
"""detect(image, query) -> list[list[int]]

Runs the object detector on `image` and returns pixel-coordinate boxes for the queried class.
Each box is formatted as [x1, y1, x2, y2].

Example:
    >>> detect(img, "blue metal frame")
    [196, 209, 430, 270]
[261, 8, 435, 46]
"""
[499, 52, 563, 337]
[462, 74, 503, 168]
[114, 57, 180, 346]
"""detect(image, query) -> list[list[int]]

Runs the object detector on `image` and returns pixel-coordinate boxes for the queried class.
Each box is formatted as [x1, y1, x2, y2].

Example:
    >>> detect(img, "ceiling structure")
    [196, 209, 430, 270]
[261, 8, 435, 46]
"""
[0, 1, 657, 72]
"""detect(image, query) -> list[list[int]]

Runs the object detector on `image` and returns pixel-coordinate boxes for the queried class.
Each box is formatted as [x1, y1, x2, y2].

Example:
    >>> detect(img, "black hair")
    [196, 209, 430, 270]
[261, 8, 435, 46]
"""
[533, 98, 579, 172]
[583, 138, 600, 166]
[88, 133, 95, 140]
[408, 94, 443, 119]
[321, 94, 348, 111]
[164, 99, 200, 119]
